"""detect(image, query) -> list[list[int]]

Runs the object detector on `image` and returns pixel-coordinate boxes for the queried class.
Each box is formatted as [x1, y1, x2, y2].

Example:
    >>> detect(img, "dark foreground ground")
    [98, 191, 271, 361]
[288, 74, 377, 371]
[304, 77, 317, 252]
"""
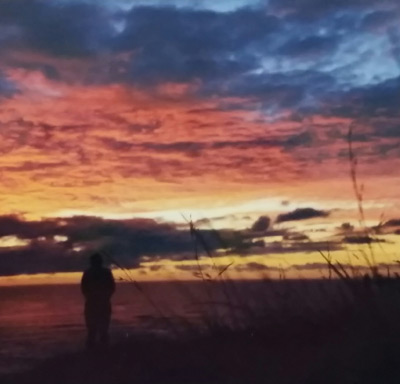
[3, 313, 400, 384]
[4, 278, 400, 384]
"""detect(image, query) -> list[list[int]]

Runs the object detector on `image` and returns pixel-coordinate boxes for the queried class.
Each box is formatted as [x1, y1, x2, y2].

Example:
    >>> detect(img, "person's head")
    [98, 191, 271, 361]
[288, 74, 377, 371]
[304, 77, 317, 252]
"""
[90, 253, 103, 268]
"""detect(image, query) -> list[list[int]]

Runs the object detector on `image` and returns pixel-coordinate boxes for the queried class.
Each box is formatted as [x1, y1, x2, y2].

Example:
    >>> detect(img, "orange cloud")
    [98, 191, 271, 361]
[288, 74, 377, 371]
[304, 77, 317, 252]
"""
[0, 66, 398, 223]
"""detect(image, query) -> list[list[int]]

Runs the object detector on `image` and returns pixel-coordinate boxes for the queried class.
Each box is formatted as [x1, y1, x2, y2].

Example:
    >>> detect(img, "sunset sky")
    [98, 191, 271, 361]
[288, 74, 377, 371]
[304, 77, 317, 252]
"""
[0, 0, 399, 283]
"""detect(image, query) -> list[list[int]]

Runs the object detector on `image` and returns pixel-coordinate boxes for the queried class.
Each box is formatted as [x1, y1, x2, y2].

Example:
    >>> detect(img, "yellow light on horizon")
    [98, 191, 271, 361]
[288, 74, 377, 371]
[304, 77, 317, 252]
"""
[0, 236, 30, 248]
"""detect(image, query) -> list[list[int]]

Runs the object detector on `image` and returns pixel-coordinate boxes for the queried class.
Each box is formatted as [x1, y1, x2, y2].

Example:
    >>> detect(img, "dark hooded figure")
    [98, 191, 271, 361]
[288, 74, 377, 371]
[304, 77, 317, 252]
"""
[81, 253, 115, 348]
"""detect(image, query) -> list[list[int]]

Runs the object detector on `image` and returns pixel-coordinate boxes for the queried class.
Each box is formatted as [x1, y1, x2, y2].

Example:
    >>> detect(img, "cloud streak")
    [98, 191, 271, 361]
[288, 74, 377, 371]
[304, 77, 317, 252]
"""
[0, 0, 399, 278]
[276, 208, 330, 223]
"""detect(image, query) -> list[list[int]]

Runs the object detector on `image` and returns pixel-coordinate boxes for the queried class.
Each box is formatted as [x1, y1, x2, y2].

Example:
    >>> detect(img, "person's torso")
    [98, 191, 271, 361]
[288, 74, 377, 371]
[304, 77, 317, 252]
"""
[83, 268, 113, 302]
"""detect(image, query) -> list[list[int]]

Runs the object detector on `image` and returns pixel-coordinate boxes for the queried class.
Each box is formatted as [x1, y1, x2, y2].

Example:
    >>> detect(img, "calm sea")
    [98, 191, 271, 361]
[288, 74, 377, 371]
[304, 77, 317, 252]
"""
[0, 281, 206, 374]
[0, 279, 345, 375]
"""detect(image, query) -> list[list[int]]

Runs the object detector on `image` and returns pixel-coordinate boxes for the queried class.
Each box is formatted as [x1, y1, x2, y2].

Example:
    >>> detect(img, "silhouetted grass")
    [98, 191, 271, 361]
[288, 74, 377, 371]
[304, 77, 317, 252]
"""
[5, 274, 400, 384]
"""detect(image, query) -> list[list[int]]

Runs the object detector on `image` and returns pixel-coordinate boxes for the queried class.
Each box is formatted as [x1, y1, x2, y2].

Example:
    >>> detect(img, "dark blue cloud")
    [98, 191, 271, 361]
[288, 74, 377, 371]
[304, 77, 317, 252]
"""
[277, 35, 340, 58]
[102, 130, 317, 159]
[251, 216, 271, 232]
[388, 27, 400, 67]
[361, 10, 399, 31]
[0, 71, 18, 97]
[115, 7, 281, 85]
[276, 208, 330, 223]
[0, 215, 231, 276]
[0, 0, 399, 130]
[268, 0, 393, 22]
[221, 70, 337, 114]
[0, 0, 115, 57]
[284, 131, 314, 147]
[328, 76, 400, 118]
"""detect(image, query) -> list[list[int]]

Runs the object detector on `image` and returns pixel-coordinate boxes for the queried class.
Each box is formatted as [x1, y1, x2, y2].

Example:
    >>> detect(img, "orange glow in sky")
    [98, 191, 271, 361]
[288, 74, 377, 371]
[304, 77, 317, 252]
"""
[0, 0, 399, 282]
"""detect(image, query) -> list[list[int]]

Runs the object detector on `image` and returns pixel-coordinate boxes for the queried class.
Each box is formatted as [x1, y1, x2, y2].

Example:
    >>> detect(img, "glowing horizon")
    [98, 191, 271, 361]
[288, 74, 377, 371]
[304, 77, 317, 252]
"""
[0, 0, 399, 281]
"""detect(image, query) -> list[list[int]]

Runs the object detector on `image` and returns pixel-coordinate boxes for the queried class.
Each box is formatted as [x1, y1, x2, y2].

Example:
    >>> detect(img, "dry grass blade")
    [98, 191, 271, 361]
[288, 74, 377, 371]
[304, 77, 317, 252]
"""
[217, 262, 234, 277]
[318, 250, 346, 281]
[348, 124, 366, 227]
[336, 260, 351, 281]
[100, 250, 178, 334]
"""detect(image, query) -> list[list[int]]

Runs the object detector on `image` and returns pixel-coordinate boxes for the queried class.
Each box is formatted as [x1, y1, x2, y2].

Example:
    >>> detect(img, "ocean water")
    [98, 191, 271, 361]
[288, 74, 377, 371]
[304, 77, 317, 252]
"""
[0, 281, 207, 374]
[0, 279, 348, 375]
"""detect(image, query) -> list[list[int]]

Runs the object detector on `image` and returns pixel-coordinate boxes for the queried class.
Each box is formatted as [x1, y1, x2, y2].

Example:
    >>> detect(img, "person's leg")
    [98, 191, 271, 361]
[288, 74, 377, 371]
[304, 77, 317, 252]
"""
[86, 326, 96, 349]
[99, 303, 111, 346]
[85, 302, 97, 349]
[99, 327, 109, 346]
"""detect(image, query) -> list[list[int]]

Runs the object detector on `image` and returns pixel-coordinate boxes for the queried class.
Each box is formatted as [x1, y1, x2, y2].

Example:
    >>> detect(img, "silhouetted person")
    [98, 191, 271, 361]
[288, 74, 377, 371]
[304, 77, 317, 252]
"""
[81, 253, 115, 348]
